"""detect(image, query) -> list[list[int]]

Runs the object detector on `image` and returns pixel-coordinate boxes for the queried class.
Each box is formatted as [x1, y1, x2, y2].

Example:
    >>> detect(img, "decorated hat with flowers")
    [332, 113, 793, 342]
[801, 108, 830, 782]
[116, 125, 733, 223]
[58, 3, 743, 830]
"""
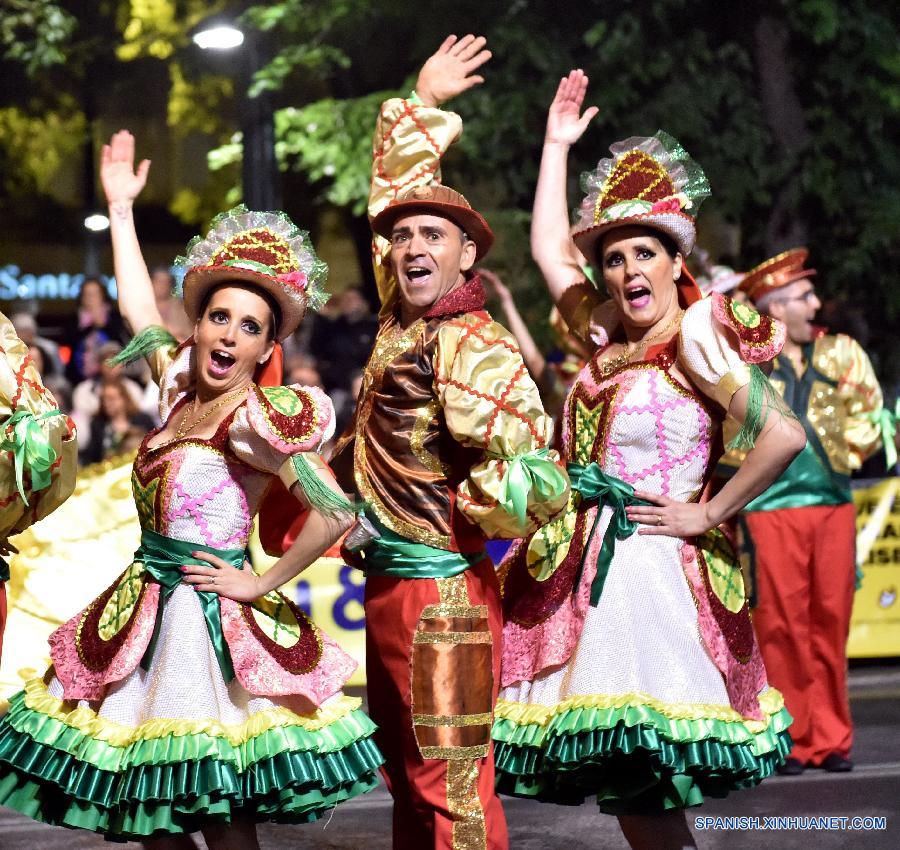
[572, 131, 711, 262]
[175, 206, 328, 340]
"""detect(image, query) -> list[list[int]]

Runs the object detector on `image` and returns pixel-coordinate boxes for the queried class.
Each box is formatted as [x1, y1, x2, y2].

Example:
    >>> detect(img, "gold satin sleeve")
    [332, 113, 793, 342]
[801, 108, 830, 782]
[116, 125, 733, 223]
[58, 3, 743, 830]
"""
[0, 312, 77, 540]
[368, 96, 463, 316]
[555, 278, 601, 346]
[434, 315, 569, 539]
[814, 335, 883, 470]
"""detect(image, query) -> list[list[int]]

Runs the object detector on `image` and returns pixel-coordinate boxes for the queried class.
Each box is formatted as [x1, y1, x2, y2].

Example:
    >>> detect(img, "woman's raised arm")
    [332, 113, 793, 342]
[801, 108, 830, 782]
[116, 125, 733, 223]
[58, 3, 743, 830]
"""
[100, 130, 164, 335]
[531, 70, 598, 312]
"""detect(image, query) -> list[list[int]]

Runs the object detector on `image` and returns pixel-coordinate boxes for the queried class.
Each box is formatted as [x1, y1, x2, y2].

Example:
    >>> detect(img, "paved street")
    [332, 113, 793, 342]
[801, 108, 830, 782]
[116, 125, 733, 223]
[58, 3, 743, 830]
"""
[2, 663, 898, 849]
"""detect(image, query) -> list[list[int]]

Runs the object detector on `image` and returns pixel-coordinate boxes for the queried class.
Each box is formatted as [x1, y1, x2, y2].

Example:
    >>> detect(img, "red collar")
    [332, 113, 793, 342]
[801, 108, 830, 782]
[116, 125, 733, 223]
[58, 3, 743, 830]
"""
[419, 274, 486, 320]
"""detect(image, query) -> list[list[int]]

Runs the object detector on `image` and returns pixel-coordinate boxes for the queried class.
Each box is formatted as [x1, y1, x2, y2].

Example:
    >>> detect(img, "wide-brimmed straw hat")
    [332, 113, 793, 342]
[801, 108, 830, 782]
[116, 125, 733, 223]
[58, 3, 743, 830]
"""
[739, 248, 817, 304]
[371, 184, 494, 261]
[572, 131, 710, 262]
[175, 206, 328, 340]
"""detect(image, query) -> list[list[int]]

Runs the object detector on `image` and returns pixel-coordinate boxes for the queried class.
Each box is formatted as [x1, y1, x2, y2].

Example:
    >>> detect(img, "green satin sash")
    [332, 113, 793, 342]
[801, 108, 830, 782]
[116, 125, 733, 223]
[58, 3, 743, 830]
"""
[137, 528, 246, 681]
[568, 463, 651, 606]
[743, 441, 850, 512]
[0, 408, 62, 504]
[357, 513, 486, 579]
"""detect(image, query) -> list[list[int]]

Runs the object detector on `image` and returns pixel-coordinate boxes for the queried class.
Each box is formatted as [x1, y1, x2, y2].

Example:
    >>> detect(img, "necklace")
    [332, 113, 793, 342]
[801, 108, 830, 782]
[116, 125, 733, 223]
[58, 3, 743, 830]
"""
[174, 387, 248, 441]
[599, 309, 684, 376]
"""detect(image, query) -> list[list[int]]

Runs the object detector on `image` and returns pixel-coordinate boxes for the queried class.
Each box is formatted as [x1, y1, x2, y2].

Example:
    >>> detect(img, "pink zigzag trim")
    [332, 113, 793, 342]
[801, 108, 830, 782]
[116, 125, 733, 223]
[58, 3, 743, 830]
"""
[170, 476, 251, 548]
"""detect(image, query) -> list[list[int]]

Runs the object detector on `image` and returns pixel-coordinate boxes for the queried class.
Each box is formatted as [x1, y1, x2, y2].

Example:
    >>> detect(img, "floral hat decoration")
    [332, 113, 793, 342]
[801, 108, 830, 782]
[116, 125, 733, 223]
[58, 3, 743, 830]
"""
[175, 206, 328, 340]
[572, 131, 711, 262]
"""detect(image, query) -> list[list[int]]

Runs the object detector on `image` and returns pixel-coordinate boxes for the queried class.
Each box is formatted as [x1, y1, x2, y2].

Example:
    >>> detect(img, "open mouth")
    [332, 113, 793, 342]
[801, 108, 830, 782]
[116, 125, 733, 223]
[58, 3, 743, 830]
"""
[625, 286, 652, 306]
[405, 266, 433, 285]
[209, 349, 236, 378]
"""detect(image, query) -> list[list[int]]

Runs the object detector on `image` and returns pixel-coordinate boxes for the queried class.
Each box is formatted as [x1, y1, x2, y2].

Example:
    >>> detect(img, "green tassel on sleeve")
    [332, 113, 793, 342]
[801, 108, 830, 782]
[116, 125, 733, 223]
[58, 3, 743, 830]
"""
[108, 325, 178, 367]
[290, 454, 361, 518]
[726, 364, 796, 452]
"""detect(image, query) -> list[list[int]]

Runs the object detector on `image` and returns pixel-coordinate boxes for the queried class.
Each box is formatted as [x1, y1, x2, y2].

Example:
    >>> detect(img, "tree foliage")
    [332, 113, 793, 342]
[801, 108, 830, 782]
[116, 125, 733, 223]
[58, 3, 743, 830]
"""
[0, 0, 77, 75]
[2, 0, 898, 377]
[232, 0, 900, 376]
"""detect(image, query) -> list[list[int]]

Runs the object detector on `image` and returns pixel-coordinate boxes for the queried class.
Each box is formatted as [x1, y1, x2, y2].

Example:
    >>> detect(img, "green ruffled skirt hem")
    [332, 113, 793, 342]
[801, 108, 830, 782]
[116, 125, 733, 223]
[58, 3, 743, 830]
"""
[491, 698, 792, 815]
[0, 691, 383, 839]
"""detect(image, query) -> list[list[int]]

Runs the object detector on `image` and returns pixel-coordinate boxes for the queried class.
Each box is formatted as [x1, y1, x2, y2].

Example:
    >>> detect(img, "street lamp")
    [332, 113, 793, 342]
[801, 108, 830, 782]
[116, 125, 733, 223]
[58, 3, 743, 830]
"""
[193, 18, 280, 211]
[83, 213, 110, 232]
[192, 24, 244, 51]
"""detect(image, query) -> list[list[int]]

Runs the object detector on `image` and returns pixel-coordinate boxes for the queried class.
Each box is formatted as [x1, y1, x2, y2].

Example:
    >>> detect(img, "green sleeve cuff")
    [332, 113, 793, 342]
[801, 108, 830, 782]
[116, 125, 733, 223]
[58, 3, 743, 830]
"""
[279, 453, 359, 518]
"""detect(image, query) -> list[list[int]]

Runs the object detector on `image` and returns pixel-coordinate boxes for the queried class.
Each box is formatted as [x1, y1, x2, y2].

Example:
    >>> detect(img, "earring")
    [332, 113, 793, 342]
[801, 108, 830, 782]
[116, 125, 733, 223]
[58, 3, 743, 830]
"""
[674, 272, 682, 281]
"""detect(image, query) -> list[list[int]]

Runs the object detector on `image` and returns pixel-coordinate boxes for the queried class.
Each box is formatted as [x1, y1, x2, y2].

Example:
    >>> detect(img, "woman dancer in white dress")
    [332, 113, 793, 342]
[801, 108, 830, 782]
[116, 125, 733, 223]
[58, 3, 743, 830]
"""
[492, 71, 806, 850]
[0, 131, 381, 849]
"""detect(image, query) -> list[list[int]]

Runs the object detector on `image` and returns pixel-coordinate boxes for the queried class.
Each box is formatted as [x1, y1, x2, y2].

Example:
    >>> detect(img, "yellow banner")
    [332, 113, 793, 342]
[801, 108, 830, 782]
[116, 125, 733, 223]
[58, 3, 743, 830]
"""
[849, 477, 900, 658]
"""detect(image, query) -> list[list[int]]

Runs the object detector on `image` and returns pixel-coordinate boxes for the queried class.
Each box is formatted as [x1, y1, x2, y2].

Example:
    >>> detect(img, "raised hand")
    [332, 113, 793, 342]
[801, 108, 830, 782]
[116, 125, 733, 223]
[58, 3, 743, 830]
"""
[545, 69, 599, 147]
[100, 130, 150, 207]
[415, 34, 492, 108]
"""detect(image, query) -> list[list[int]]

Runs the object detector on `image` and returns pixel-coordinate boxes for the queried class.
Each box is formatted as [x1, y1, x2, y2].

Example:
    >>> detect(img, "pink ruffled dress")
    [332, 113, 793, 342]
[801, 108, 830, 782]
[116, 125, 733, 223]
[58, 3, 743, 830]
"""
[492, 294, 793, 814]
[0, 344, 381, 838]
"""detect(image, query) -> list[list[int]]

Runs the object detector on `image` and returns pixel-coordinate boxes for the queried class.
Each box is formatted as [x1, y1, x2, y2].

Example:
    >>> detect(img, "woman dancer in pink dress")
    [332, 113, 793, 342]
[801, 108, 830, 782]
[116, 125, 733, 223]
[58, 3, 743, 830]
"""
[0, 131, 381, 848]
[493, 72, 806, 849]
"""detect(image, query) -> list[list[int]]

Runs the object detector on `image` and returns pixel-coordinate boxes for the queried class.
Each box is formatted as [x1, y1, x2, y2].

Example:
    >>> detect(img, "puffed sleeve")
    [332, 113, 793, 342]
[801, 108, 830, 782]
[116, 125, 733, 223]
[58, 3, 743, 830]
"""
[434, 314, 570, 539]
[154, 342, 194, 422]
[0, 312, 78, 559]
[678, 293, 788, 449]
[369, 96, 463, 316]
[229, 384, 335, 473]
[829, 335, 884, 468]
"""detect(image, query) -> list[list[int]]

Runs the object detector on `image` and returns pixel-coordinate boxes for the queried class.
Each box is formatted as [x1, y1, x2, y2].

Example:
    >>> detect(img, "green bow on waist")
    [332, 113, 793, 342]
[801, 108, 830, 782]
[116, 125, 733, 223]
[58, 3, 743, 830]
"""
[568, 462, 651, 606]
[494, 447, 569, 528]
[0, 408, 62, 505]
[137, 528, 246, 682]
[357, 512, 485, 578]
[868, 402, 900, 470]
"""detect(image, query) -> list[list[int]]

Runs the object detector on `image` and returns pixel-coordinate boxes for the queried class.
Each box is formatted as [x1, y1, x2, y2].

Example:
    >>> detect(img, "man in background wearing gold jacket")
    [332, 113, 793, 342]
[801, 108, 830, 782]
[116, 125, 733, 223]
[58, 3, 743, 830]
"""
[727, 249, 884, 775]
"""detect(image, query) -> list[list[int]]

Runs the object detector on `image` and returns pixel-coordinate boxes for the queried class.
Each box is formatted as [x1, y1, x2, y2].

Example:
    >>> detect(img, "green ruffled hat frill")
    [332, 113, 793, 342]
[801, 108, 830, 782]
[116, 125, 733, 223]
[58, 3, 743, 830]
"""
[491, 693, 792, 815]
[0, 687, 382, 839]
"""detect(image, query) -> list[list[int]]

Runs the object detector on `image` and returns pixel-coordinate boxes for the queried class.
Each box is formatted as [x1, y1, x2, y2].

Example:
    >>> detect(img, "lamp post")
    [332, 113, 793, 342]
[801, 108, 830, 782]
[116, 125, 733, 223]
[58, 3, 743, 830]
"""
[193, 19, 281, 211]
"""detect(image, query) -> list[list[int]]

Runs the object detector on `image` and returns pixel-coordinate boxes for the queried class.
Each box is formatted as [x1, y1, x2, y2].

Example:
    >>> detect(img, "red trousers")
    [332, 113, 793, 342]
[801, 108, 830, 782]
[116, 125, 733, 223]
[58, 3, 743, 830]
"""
[746, 503, 856, 764]
[365, 560, 508, 850]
